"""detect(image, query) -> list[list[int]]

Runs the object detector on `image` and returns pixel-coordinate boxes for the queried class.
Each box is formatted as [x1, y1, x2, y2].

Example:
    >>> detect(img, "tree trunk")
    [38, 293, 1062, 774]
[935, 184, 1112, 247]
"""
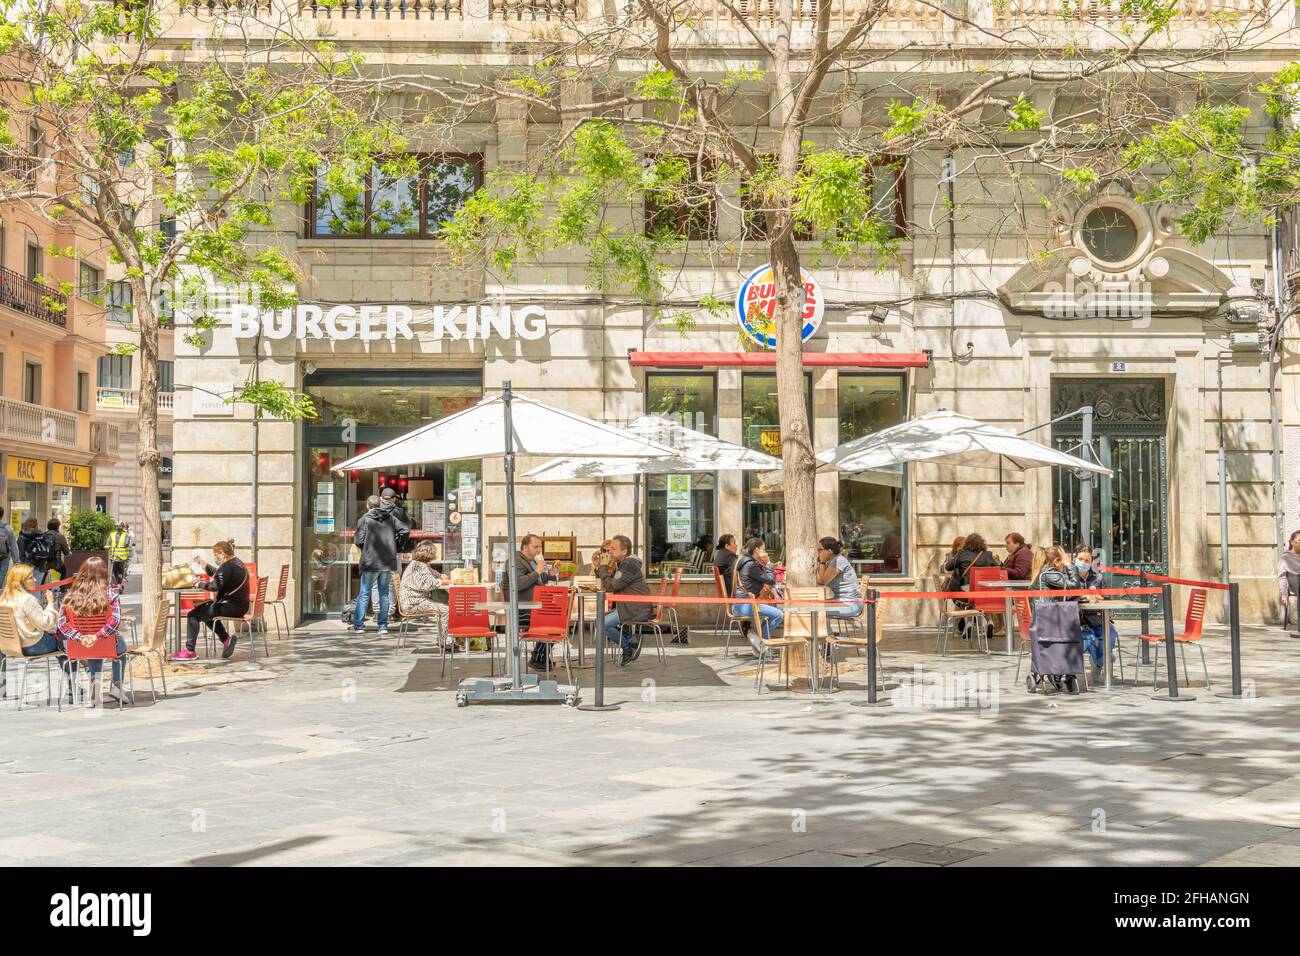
[132, 278, 164, 638]
[768, 228, 817, 588]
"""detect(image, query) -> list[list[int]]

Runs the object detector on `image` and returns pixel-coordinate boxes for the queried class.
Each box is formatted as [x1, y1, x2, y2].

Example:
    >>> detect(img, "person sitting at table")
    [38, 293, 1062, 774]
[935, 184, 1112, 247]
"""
[1068, 544, 1117, 682]
[400, 539, 450, 641]
[816, 536, 863, 636]
[734, 538, 783, 656]
[513, 532, 557, 670]
[1277, 529, 1300, 625]
[943, 533, 998, 639]
[944, 535, 966, 567]
[1033, 545, 1070, 591]
[171, 540, 249, 662]
[712, 534, 738, 596]
[1002, 532, 1032, 580]
[57, 556, 128, 705]
[595, 535, 654, 666]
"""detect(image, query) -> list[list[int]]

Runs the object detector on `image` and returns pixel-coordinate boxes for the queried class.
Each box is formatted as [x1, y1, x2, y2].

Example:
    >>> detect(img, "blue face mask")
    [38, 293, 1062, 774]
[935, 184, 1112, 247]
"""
[1074, 560, 1091, 573]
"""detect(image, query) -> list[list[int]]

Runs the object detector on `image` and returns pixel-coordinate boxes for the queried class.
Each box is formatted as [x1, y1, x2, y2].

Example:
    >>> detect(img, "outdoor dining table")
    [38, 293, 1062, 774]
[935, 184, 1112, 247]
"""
[988, 579, 1035, 655]
[161, 575, 209, 655]
[473, 600, 540, 674]
[1083, 599, 1150, 691]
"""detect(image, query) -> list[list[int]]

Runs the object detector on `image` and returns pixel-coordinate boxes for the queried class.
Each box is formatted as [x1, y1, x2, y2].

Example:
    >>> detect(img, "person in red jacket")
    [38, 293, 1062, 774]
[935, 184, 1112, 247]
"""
[1002, 532, 1033, 580]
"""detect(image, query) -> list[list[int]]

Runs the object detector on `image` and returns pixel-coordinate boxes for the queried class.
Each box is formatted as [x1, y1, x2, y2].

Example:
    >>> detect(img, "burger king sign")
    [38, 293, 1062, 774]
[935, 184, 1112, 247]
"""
[735, 263, 825, 349]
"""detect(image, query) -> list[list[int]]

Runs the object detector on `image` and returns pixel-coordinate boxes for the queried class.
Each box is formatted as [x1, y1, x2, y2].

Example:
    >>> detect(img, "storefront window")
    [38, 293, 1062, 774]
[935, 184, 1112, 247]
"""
[837, 374, 906, 574]
[301, 369, 483, 617]
[741, 372, 811, 562]
[644, 374, 716, 577]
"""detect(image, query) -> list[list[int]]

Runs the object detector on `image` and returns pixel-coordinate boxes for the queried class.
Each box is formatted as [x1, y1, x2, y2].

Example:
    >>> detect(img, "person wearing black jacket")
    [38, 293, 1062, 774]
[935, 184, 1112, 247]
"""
[350, 488, 411, 636]
[733, 537, 783, 656]
[712, 534, 738, 596]
[943, 532, 998, 638]
[514, 532, 557, 668]
[43, 518, 71, 588]
[596, 535, 653, 665]
[172, 540, 249, 661]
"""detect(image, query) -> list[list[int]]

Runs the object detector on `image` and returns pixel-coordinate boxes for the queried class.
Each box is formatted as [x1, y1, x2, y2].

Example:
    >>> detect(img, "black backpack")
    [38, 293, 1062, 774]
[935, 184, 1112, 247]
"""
[25, 532, 54, 565]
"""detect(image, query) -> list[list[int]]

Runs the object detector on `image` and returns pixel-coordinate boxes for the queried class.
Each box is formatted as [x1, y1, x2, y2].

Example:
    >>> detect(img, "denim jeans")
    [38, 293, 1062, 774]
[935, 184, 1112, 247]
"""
[354, 570, 391, 629]
[824, 600, 863, 633]
[22, 632, 62, 657]
[733, 602, 784, 641]
[80, 635, 127, 683]
[1081, 620, 1118, 668]
[603, 610, 639, 652]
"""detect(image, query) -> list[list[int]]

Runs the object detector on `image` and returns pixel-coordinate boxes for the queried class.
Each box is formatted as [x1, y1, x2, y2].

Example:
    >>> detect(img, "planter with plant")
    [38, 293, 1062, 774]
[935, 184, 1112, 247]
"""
[66, 511, 116, 576]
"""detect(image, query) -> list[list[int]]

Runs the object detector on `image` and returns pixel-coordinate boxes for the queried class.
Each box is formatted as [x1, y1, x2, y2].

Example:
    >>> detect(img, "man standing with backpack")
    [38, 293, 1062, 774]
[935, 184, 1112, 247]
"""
[107, 522, 132, 591]
[19, 518, 55, 584]
[0, 507, 17, 582]
[348, 487, 411, 636]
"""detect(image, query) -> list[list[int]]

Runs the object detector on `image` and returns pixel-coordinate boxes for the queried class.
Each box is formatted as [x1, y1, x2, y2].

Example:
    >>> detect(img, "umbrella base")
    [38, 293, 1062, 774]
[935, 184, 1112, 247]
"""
[455, 674, 579, 707]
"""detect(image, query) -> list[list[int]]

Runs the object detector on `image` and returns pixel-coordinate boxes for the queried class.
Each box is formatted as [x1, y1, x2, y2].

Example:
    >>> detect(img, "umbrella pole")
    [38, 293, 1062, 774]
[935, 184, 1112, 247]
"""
[503, 380, 522, 692]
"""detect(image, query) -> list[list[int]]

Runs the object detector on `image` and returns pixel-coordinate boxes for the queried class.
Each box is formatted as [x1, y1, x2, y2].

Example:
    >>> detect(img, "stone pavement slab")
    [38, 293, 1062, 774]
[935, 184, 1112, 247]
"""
[1, 620, 1297, 865]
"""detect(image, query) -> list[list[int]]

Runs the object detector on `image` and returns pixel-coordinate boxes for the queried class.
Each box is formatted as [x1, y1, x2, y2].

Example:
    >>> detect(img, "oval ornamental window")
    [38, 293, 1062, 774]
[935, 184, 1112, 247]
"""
[1080, 206, 1139, 264]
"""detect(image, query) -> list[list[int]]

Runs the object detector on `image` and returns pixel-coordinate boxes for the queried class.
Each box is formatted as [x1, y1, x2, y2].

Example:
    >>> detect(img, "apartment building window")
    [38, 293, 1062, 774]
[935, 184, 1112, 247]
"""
[77, 371, 90, 412]
[108, 280, 134, 324]
[644, 156, 717, 241]
[159, 360, 174, 393]
[25, 243, 41, 282]
[868, 158, 908, 238]
[307, 153, 483, 239]
[160, 216, 176, 250]
[644, 373, 718, 577]
[27, 121, 41, 159]
[79, 262, 103, 301]
[97, 354, 133, 390]
[23, 361, 41, 404]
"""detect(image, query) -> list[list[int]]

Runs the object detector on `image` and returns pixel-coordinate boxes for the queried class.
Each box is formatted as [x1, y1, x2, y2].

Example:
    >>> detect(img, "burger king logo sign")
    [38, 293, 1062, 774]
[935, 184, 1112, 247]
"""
[736, 264, 825, 349]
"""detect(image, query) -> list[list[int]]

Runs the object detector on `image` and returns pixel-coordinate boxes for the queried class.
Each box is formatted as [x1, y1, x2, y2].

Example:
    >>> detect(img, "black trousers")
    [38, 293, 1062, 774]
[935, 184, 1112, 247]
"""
[111, 560, 128, 588]
[187, 599, 241, 651]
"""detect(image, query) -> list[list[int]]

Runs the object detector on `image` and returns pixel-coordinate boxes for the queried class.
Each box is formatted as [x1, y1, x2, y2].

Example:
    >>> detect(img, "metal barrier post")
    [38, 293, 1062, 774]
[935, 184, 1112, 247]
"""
[577, 590, 620, 712]
[852, 589, 891, 707]
[1139, 570, 1151, 666]
[1152, 583, 1194, 702]
[1216, 581, 1246, 700]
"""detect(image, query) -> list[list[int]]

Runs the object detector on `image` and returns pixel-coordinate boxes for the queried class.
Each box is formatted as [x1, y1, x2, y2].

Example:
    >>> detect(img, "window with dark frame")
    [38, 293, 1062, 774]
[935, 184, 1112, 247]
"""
[108, 280, 133, 324]
[644, 155, 717, 242]
[837, 373, 907, 575]
[97, 353, 133, 390]
[23, 360, 40, 405]
[306, 153, 483, 240]
[77, 371, 90, 412]
[159, 360, 174, 393]
[742, 156, 907, 243]
[78, 261, 102, 300]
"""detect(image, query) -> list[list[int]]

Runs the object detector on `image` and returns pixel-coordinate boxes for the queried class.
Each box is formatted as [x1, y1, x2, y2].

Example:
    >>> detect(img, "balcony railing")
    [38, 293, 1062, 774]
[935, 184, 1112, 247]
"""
[0, 153, 38, 183]
[993, 0, 1266, 27]
[0, 266, 68, 328]
[91, 420, 121, 458]
[96, 387, 175, 411]
[184, 0, 1268, 27]
[0, 398, 77, 450]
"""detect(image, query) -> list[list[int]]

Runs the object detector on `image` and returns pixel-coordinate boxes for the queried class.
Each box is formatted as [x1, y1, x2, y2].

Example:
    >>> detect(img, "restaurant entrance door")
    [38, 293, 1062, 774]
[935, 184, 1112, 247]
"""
[300, 369, 483, 618]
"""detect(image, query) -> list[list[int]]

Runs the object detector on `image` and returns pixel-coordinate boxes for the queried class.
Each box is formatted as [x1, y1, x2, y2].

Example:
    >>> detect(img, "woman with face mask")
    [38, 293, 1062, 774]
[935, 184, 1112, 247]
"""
[1069, 545, 1117, 682]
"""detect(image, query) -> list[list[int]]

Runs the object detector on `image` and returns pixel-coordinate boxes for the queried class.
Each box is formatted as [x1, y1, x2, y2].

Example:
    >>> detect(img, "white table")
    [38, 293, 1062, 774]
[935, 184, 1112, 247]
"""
[1084, 599, 1150, 690]
[970, 578, 1034, 654]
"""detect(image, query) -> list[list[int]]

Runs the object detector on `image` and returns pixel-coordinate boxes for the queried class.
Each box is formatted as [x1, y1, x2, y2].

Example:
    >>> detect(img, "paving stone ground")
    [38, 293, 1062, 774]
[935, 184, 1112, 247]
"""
[2, 605, 1298, 867]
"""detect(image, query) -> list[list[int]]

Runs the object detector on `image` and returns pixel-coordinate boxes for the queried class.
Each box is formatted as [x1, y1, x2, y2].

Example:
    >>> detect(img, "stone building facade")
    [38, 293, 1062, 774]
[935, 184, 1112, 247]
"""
[164, 3, 1299, 625]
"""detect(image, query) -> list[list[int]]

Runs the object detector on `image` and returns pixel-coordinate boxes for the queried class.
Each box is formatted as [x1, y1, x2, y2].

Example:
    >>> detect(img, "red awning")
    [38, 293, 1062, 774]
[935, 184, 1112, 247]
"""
[628, 350, 931, 369]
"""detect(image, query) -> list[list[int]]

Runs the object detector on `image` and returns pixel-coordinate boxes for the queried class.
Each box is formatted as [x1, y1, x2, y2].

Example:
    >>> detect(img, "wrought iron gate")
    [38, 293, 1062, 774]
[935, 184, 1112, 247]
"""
[1051, 379, 1168, 612]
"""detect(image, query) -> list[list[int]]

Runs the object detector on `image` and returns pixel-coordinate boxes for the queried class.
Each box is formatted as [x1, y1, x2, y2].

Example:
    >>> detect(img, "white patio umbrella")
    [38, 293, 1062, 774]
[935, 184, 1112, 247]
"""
[524, 416, 782, 564]
[816, 409, 1113, 477]
[333, 385, 678, 705]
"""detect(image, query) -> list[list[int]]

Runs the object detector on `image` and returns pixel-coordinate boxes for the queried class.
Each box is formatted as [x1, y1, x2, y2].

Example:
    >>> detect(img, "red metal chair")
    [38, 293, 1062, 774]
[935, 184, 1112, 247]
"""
[444, 586, 497, 678]
[265, 564, 290, 639]
[215, 576, 269, 660]
[1012, 596, 1033, 682]
[521, 585, 573, 683]
[666, 567, 685, 644]
[62, 609, 132, 708]
[1136, 588, 1209, 689]
[948, 566, 1005, 654]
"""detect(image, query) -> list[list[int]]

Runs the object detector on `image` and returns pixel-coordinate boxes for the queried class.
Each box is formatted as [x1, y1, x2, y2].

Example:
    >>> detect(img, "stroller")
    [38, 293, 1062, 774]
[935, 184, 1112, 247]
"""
[1025, 597, 1086, 695]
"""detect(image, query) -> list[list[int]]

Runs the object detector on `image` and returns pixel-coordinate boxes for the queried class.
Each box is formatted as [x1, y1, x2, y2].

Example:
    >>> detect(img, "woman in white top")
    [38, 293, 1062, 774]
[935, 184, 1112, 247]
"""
[0, 563, 61, 656]
[816, 537, 864, 634]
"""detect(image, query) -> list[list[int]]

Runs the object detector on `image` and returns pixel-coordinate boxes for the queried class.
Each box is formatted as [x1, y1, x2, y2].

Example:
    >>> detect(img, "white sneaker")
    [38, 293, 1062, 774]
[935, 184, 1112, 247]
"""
[377, 628, 389, 636]
[749, 638, 764, 657]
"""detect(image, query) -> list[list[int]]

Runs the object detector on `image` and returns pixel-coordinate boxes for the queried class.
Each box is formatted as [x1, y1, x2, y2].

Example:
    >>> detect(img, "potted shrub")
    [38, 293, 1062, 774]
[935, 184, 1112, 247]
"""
[66, 510, 117, 576]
